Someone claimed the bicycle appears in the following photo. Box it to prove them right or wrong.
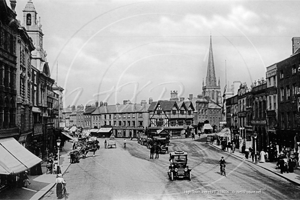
[220,164,226,176]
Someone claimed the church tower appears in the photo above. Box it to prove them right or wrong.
[202,36,221,104]
[22,0,47,71]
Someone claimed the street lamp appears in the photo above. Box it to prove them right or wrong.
[253,132,257,162]
[56,137,61,173]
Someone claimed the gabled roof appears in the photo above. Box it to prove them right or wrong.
[149,100,178,112]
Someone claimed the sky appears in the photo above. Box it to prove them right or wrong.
[12,0,300,107]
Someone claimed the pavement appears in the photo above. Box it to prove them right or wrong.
[0,141,73,200]
[207,139,300,186]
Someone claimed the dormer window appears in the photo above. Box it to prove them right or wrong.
[26,14,31,26]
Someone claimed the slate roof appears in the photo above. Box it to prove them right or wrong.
[84,107,97,114]
[91,103,150,115]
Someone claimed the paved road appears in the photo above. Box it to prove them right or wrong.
[42,138,300,200]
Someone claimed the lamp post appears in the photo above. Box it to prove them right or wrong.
[253,132,257,162]
[56,137,61,172]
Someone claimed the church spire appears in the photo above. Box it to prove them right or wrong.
[206,35,217,87]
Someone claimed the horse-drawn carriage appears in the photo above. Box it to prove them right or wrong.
[70,136,100,163]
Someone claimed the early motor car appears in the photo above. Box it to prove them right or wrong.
[168,151,191,181]
[107,136,117,148]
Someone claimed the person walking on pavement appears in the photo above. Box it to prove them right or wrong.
[104,139,107,149]
[124,139,127,149]
[232,142,235,153]
[150,145,154,159]
[56,174,66,199]
[155,144,160,159]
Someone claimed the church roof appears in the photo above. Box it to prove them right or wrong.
[205,36,217,87]
[23,0,36,12]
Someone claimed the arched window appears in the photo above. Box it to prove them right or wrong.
[26,14,31,25]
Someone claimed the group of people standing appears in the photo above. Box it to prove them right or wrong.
[150,143,160,159]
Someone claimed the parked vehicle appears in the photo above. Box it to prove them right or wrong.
[107,136,117,148]
[168,151,191,181]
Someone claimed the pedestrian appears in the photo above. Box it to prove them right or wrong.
[155,145,160,159]
[232,142,235,153]
[150,145,154,159]
[56,174,66,199]
[104,139,107,149]
[22,171,30,188]
[124,139,127,149]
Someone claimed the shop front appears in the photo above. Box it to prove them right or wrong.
[0,137,42,189]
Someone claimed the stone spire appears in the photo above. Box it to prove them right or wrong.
[205,35,217,87]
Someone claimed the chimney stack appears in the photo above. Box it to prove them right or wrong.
[189,94,193,100]
[292,37,300,54]
[149,98,153,104]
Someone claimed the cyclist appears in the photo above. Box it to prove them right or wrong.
[219,157,226,176]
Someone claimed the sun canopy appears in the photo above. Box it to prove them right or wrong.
[97,128,112,133]
[62,131,75,140]
[203,124,213,130]
[216,128,231,138]
[0,138,42,175]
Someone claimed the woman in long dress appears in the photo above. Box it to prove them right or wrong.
[56,174,66,198]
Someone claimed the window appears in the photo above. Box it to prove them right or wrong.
[292,65,297,74]
[26,14,31,26]
[180,110,184,115]
[293,84,297,95]
[119,121,122,126]
[170,121,176,126]
[273,76,277,87]
[268,96,272,110]
[156,110,162,115]
[286,86,290,100]
[188,110,192,115]
[172,110,176,115]
[128,121,130,126]
[132,121,135,127]
[280,88,284,102]
[280,70,284,79]
[273,95,277,109]
[139,121,143,126]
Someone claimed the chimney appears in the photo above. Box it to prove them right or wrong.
[149,98,153,104]
[123,100,128,105]
[141,100,147,105]
[103,102,107,106]
[170,90,178,101]
[95,101,99,107]
[292,37,300,54]
[188,94,193,100]
[180,97,184,101]
[99,101,103,107]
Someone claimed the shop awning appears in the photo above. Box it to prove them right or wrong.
[203,124,213,130]
[0,138,42,175]
[32,107,41,113]
[98,128,112,133]
[61,132,75,140]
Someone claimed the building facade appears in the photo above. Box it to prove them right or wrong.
[266,64,278,148]
[277,52,300,151]
[0,0,19,139]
